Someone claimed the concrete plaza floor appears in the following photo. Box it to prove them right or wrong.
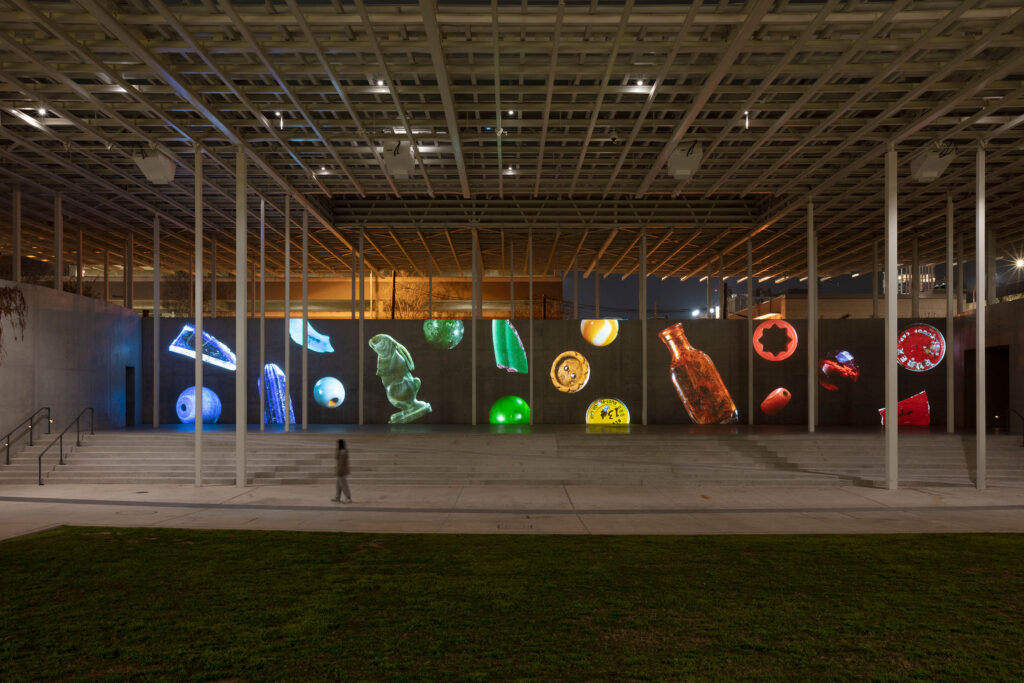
[2,482,1023,540]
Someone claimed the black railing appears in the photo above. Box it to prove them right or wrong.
[3,407,51,465]
[1010,409,1024,448]
[37,408,94,486]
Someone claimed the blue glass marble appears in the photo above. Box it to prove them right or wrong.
[175,386,222,424]
[314,376,345,408]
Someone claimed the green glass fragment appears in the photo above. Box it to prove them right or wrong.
[368,333,432,424]
[423,318,464,350]
[489,395,530,425]
[492,319,528,374]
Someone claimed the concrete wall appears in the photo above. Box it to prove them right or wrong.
[0,280,141,443]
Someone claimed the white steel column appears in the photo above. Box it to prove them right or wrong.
[283,195,291,433]
[976,145,987,490]
[945,195,955,434]
[911,236,920,319]
[471,228,481,425]
[358,227,365,425]
[350,243,356,320]
[301,209,309,431]
[11,186,20,282]
[54,193,63,291]
[807,199,817,434]
[747,241,753,425]
[640,228,648,426]
[193,143,204,487]
[125,232,133,309]
[528,228,534,425]
[884,146,899,490]
[210,232,217,317]
[152,214,160,428]
[259,199,266,432]
[872,242,879,318]
[76,230,83,295]
[234,147,247,487]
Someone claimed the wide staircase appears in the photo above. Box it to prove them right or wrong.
[1,429,1023,488]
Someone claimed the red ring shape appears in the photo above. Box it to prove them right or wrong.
[896,323,946,372]
[753,320,799,361]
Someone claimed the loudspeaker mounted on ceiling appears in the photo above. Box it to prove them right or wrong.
[384,141,415,180]
[132,149,176,184]
[910,145,955,183]
[667,141,703,181]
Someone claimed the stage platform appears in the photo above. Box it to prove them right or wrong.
[2,425,1022,489]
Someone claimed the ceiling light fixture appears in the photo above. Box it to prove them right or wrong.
[1015,258,1024,269]
[276,111,283,130]
[377,79,385,86]
[637,79,644,86]
[507,109,514,116]
[744,111,749,130]
[38,107,46,116]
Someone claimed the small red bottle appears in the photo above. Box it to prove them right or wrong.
[659,323,738,425]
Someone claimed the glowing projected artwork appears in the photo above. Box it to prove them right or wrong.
[819,349,860,392]
[168,324,237,370]
[879,391,930,426]
[489,395,530,425]
[580,319,619,347]
[760,387,791,415]
[492,319,528,373]
[259,363,295,425]
[175,386,222,424]
[753,320,798,361]
[369,333,431,424]
[288,318,334,353]
[423,319,464,350]
[660,323,738,425]
[586,398,630,425]
[897,324,946,372]
[314,376,345,408]
[550,350,590,393]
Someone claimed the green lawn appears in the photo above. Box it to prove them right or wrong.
[2,528,1022,681]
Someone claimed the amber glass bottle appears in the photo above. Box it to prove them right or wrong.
[659,323,738,424]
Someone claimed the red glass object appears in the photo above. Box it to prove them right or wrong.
[896,324,946,372]
[760,387,791,415]
[879,391,930,426]
[660,323,738,425]
[819,349,860,392]
[753,320,798,361]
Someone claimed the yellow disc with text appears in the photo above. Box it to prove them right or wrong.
[586,398,630,425]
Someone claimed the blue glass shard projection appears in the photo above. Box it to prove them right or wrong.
[288,318,334,353]
[175,386,222,424]
[168,324,237,371]
[258,363,295,425]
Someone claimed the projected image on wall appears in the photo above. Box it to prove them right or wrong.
[659,322,738,425]
[490,395,530,425]
[168,324,236,370]
[760,387,791,416]
[550,350,590,393]
[493,319,528,373]
[819,349,860,392]
[896,324,945,372]
[423,319,464,349]
[259,363,295,425]
[368,333,431,424]
[586,398,629,425]
[175,386,222,424]
[879,390,930,426]
[753,319,798,361]
[288,318,334,353]
[314,376,345,408]
[580,319,619,347]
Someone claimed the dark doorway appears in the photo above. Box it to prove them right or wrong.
[125,366,136,427]
[964,346,1010,431]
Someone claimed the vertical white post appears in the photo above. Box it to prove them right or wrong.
[472,228,481,425]
[872,241,879,318]
[259,199,266,432]
[125,233,134,309]
[807,199,817,434]
[282,194,290,436]
[54,193,63,291]
[987,230,997,305]
[152,214,160,428]
[76,230,83,295]
[358,227,365,425]
[11,186,20,283]
[234,147,247,487]
[528,227,534,425]
[885,146,899,491]
[211,232,217,318]
[640,228,648,426]
[193,143,204,487]
[911,236,920,319]
[976,145,987,490]
[350,241,356,320]
[747,240,753,425]
[301,209,309,431]
[945,194,954,434]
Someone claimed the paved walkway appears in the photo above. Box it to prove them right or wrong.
[2,483,1023,539]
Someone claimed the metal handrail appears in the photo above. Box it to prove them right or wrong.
[37,407,94,486]
[3,407,52,465]
[1010,409,1024,448]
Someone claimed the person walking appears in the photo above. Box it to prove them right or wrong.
[331,438,352,504]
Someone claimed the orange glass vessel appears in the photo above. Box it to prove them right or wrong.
[659,323,738,424]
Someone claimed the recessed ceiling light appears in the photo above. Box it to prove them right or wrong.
[38,107,46,116]
[377,79,385,86]
[507,109,514,116]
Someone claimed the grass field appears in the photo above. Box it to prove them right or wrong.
[2,527,1022,681]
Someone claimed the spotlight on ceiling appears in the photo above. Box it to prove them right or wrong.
[133,149,176,184]
[667,141,703,181]
[911,143,955,182]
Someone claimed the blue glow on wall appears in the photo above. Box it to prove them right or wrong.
[288,318,334,353]
[168,324,237,370]
[258,363,295,425]
[175,386,222,424]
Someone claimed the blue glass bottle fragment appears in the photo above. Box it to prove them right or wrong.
[258,363,295,425]
[288,318,334,353]
[168,324,237,371]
